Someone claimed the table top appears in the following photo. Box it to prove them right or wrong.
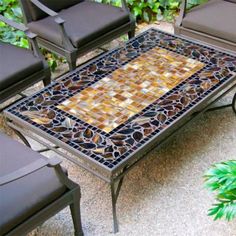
[5,28,236,176]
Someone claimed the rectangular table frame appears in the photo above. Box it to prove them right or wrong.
[4,29,236,233]
[5,81,235,233]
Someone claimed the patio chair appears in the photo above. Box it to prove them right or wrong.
[175,0,236,113]
[175,0,236,53]
[18,0,136,70]
[0,132,83,236]
[0,15,51,106]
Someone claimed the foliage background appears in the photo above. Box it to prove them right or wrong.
[96,0,207,22]
[0,0,206,70]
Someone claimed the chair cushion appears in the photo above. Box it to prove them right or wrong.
[26,0,84,21]
[182,0,236,43]
[28,1,130,48]
[0,133,67,235]
[0,42,44,91]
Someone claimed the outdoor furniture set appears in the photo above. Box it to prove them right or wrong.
[0,0,236,235]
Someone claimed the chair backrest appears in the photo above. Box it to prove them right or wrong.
[19,0,84,22]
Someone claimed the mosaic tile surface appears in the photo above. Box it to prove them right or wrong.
[6,29,236,170]
[57,47,204,133]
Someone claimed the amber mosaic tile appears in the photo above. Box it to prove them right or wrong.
[57,46,204,133]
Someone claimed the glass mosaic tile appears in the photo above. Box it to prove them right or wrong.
[57,47,204,133]
[5,28,236,171]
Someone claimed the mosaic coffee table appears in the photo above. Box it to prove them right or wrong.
[4,29,236,233]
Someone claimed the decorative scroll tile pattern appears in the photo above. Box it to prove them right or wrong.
[57,47,204,133]
[7,29,236,170]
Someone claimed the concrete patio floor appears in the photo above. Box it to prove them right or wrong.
[0,22,236,236]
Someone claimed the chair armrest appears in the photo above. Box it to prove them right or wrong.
[47,156,62,167]
[0,157,62,186]
[30,0,65,25]
[121,0,129,11]
[0,14,46,58]
[0,14,37,39]
[0,14,27,32]
[30,0,75,50]
[175,0,187,27]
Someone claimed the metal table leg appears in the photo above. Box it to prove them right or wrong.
[13,128,31,148]
[9,122,59,152]
[232,92,236,114]
[110,175,125,233]
[206,92,236,113]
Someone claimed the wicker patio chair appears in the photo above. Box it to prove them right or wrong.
[19,0,136,70]
[175,0,236,53]
[0,132,83,236]
[0,15,51,105]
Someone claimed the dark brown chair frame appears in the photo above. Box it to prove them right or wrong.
[0,154,83,236]
[0,15,51,106]
[19,0,136,70]
[174,0,236,53]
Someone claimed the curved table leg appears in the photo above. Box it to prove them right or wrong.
[206,92,236,113]
[110,175,125,233]
[232,92,236,114]
[12,128,31,148]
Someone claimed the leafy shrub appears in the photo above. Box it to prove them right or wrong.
[187,0,207,9]
[0,0,27,48]
[126,0,181,22]
[96,0,207,22]
[204,160,236,221]
[96,0,181,22]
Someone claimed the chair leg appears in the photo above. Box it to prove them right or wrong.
[70,191,83,236]
[67,52,77,71]
[43,76,51,86]
[232,92,236,114]
[128,28,135,39]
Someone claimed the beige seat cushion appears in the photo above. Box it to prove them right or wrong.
[182,0,236,43]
